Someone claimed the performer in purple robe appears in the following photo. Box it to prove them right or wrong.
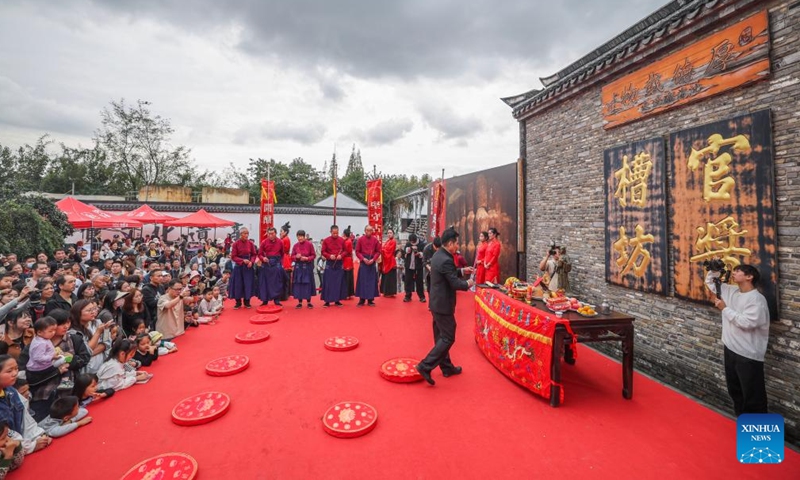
[355,225,381,306]
[258,227,285,306]
[320,225,347,307]
[229,228,258,309]
[291,230,317,308]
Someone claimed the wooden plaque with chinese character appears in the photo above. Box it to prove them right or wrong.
[669,109,778,319]
[604,138,668,294]
[601,9,770,129]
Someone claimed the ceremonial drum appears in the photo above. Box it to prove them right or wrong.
[256,305,283,314]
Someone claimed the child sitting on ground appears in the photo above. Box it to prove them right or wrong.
[12,378,51,454]
[133,334,159,366]
[96,339,150,391]
[197,288,221,321]
[211,285,224,311]
[73,374,114,407]
[26,317,72,391]
[37,396,92,438]
[148,331,178,356]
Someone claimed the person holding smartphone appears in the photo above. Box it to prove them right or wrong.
[156,280,189,340]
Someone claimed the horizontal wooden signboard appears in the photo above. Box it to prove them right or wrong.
[601,9,770,129]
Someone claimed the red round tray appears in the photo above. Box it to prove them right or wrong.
[250,314,280,325]
[205,354,250,377]
[380,357,423,383]
[235,330,270,344]
[171,392,231,426]
[322,401,378,438]
[256,305,283,314]
[120,452,198,480]
[324,336,359,352]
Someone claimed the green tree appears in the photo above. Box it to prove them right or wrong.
[41,143,119,195]
[340,144,365,200]
[0,200,64,257]
[17,195,74,238]
[94,99,193,195]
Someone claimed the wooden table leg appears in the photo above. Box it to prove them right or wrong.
[550,328,564,407]
[622,324,634,399]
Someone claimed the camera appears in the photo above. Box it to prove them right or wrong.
[702,258,727,273]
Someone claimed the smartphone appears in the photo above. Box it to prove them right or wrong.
[0,324,5,338]
[25,278,37,289]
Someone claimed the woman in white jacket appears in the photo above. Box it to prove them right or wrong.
[96,339,150,391]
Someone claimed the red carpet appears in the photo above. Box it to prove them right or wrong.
[18,293,800,479]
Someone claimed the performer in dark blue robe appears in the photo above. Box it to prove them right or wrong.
[257,227,285,306]
[229,228,257,309]
[355,225,381,306]
[291,230,317,308]
[320,225,346,307]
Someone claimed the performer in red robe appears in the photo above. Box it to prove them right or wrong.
[290,230,316,308]
[355,225,381,306]
[280,222,292,301]
[342,227,355,299]
[229,228,258,309]
[257,227,285,306]
[321,225,347,307]
[474,231,489,284]
[484,228,501,284]
[380,229,398,297]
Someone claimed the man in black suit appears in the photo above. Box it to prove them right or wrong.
[416,227,474,385]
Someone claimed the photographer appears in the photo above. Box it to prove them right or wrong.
[539,245,571,292]
[705,263,770,416]
[402,233,427,303]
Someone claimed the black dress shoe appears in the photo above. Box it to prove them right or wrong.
[442,366,463,378]
[403,297,411,302]
[307,303,314,309]
[419,297,426,303]
[367,301,376,307]
[415,365,435,385]
[244,303,252,309]
[274,301,282,306]
[233,303,241,310]
[296,303,303,309]
[260,301,269,306]
[323,303,330,308]
[335,301,343,307]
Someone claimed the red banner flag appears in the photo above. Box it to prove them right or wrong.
[366,179,383,238]
[260,178,276,243]
[429,180,446,239]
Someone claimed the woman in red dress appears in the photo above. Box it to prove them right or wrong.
[474,231,489,284]
[380,229,398,297]
[483,228,501,284]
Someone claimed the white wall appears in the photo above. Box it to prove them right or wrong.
[65,210,368,245]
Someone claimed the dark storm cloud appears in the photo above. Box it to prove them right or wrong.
[88,0,668,81]
[351,118,414,146]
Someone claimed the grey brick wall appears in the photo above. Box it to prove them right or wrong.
[520,1,800,445]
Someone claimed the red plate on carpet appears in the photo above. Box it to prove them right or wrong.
[324,336,359,351]
[380,357,423,383]
[250,314,280,324]
[120,452,198,480]
[256,305,283,314]
[205,354,250,377]
[322,401,378,438]
[172,392,231,426]
[234,330,270,344]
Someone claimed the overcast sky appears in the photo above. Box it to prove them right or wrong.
[0,0,668,179]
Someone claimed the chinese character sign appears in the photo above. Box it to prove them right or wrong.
[604,138,668,294]
[601,9,770,129]
[669,109,778,319]
[366,179,383,239]
[259,178,276,244]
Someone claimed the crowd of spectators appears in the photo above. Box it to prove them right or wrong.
[0,235,230,477]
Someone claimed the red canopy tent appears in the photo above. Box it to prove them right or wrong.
[163,209,235,228]
[117,204,177,224]
[55,196,143,229]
